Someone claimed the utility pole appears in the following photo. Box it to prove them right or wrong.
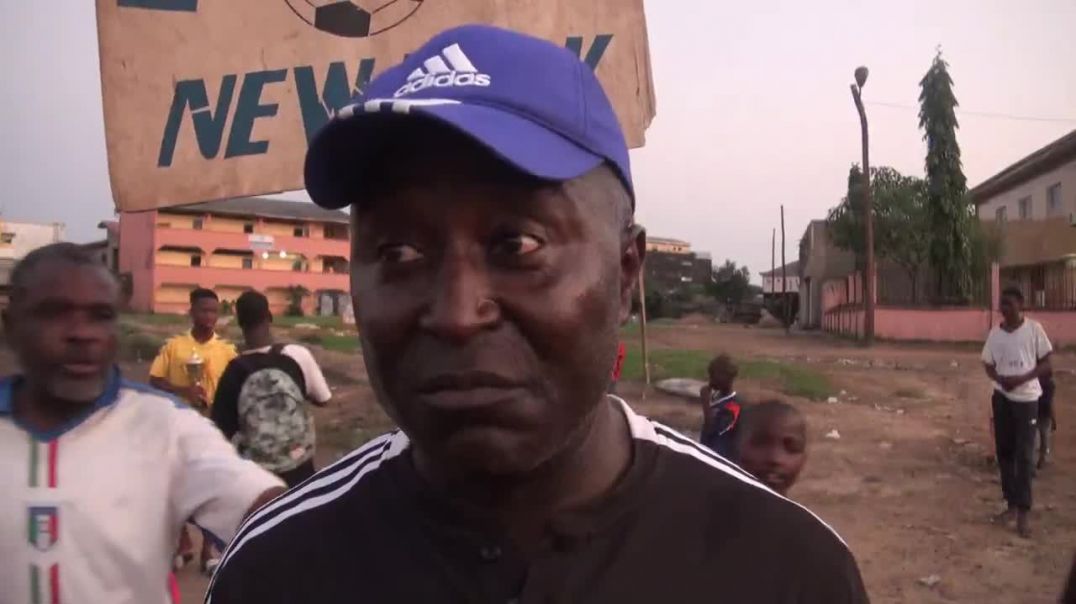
[781,205,789,332]
[771,228,776,299]
[851,66,875,345]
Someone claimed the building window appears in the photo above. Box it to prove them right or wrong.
[0,232,14,244]
[190,255,202,267]
[293,226,307,238]
[243,223,254,234]
[1047,183,1063,217]
[292,260,304,272]
[192,218,204,230]
[995,206,1007,223]
[324,223,348,241]
[1018,197,1031,220]
[242,257,253,270]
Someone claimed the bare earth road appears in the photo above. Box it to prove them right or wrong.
[10,322,1068,603]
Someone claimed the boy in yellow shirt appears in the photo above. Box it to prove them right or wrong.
[150,288,237,409]
[149,287,238,573]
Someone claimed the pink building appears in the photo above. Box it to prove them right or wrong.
[118,198,350,315]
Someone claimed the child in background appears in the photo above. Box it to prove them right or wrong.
[736,400,808,496]
[699,354,742,458]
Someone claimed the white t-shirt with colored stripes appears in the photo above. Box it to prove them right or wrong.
[0,370,283,604]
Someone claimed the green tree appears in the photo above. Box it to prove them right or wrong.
[285,285,310,317]
[826,165,868,271]
[919,50,973,302]
[706,260,752,304]
[827,166,932,302]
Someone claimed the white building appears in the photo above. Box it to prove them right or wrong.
[0,220,65,260]
[761,261,801,295]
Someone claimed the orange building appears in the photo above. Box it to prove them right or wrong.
[118,198,350,315]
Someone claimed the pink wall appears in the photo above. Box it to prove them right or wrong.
[1028,311,1076,349]
[118,210,158,311]
[821,264,1076,345]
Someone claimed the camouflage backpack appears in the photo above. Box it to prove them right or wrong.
[233,344,314,473]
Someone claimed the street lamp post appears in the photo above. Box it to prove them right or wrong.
[850,66,875,345]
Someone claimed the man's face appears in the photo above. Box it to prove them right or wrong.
[1000,294,1022,325]
[350,132,641,478]
[190,297,220,332]
[3,261,118,403]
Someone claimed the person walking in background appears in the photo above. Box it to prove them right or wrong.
[149,287,239,573]
[0,244,283,604]
[736,400,808,497]
[982,286,1053,538]
[699,354,743,459]
[213,291,332,488]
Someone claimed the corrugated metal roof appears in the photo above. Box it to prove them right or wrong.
[169,197,349,224]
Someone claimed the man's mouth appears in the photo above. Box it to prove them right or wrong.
[416,371,527,411]
[60,362,103,377]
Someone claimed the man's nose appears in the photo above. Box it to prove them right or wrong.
[420,251,500,343]
[66,312,103,342]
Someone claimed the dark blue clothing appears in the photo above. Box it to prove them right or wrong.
[701,391,742,459]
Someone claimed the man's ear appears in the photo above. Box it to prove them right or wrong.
[619,224,647,324]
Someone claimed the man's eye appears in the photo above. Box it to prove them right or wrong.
[492,233,543,257]
[377,243,424,264]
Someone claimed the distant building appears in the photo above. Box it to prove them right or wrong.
[971,130,1076,309]
[81,220,120,272]
[118,198,351,315]
[761,261,801,296]
[0,219,65,261]
[798,220,855,329]
[644,237,713,297]
[972,130,1075,224]
[0,219,65,307]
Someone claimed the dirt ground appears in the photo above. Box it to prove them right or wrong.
[20,321,1073,603]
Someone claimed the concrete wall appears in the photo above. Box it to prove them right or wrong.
[977,157,1076,222]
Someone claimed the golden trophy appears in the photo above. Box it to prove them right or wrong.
[184,350,206,411]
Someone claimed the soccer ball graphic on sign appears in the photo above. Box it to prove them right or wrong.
[284,0,424,38]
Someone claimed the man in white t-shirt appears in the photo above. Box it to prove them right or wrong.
[981,286,1053,538]
[0,243,285,604]
[212,291,333,488]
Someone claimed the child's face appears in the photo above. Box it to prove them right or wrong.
[738,414,807,496]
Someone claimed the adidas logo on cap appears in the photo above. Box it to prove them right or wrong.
[394,43,492,98]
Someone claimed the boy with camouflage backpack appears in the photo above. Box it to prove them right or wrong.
[212,291,332,487]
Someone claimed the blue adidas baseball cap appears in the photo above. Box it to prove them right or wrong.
[304,24,633,209]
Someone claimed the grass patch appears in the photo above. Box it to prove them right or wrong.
[739,359,833,401]
[118,331,164,362]
[276,315,344,328]
[318,334,361,352]
[620,347,833,402]
[894,387,926,399]
[121,312,187,326]
[620,348,710,382]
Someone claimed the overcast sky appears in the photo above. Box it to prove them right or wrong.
[3,0,1074,281]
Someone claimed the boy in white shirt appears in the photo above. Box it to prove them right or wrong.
[0,243,284,604]
[981,286,1053,538]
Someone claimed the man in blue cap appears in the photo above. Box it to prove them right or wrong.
[208,24,867,603]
